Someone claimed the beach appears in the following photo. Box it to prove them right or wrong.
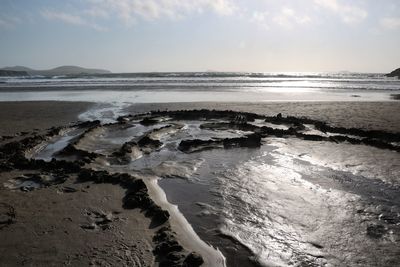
[0,99,399,266]
[2,0,400,265]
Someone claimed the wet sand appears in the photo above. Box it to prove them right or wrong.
[0,102,210,266]
[124,101,400,132]
[0,102,157,266]
[0,101,92,136]
[0,101,399,266]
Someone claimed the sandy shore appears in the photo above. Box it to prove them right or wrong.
[0,101,92,136]
[0,101,207,266]
[0,101,157,266]
[0,170,155,266]
[0,100,399,266]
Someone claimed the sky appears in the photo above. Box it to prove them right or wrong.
[0,0,399,73]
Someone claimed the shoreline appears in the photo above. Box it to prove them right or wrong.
[1,100,400,266]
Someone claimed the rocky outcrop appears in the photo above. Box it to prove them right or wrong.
[385,68,400,78]
[178,134,262,153]
[111,140,142,164]
[0,129,193,266]
[149,109,263,122]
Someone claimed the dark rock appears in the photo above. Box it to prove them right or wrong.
[150,109,262,122]
[223,134,262,148]
[80,223,97,230]
[296,133,327,141]
[57,144,99,162]
[366,224,386,238]
[183,252,204,267]
[140,117,160,126]
[137,136,162,149]
[166,252,184,262]
[145,205,170,226]
[0,203,16,229]
[200,122,257,132]
[154,239,183,255]
[62,186,78,193]
[385,68,400,78]
[179,134,261,153]
[73,120,101,129]
[178,139,221,153]
[123,189,152,209]
[391,94,400,100]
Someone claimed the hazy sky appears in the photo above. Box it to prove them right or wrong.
[1,0,399,73]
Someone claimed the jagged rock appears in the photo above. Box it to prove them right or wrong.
[179,134,261,153]
[151,109,261,122]
[223,134,262,148]
[154,239,184,255]
[178,139,221,153]
[73,120,101,128]
[295,133,327,141]
[200,122,257,132]
[366,224,386,238]
[183,252,204,267]
[145,204,170,226]
[140,117,160,126]
[111,140,142,164]
[138,136,162,148]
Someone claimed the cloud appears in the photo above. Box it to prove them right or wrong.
[314,0,367,24]
[40,0,236,30]
[273,7,311,29]
[251,11,269,29]
[0,16,21,30]
[42,10,86,25]
[380,17,400,30]
[85,0,236,24]
[41,10,107,31]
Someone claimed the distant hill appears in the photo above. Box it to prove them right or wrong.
[385,68,400,78]
[0,65,111,76]
[0,69,28,76]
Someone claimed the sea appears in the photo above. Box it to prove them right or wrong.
[1,72,400,266]
[0,72,399,103]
